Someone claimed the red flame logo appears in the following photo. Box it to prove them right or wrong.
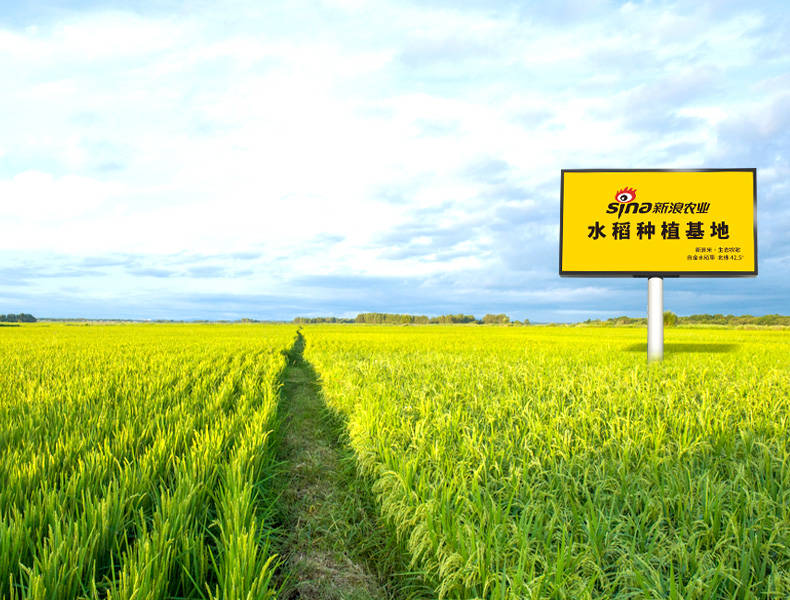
[615,187,636,203]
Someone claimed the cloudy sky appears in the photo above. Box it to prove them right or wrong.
[1,0,788,321]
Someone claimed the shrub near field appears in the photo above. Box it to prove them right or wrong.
[304,325,790,599]
[0,323,295,600]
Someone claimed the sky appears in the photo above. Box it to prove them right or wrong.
[1,0,788,322]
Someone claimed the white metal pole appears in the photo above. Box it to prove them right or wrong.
[647,276,664,362]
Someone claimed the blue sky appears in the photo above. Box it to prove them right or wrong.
[1,0,788,321]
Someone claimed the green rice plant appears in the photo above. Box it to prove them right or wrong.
[304,324,790,599]
[207,415,279,600]
[0,323,294,599]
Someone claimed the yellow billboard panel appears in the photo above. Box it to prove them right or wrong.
[560,169,756,277]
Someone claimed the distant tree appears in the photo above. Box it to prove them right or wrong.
[482,314,510,324]
[573,313,790,327]
[294,316,354,324]
[0,313,36,323]
[430,314,476,324]
[354,313,428,324]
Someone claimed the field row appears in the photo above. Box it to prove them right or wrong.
[305,325,790,599]
[0,324,293,599]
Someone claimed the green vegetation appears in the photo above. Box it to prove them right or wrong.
[354,313,431,324]
[0,323,294,599]
[274,333,420,599]
[482,313,511,324]
[680,313,790,326]
[310,313,520,325]
[293,316,356,324]
[304,324,790,599]
[3,322,790,598]
[584,313,790,327]
[0,313,36,322]
[305,312,788,327]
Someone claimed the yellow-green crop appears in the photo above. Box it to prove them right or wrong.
[304,324,790,599]
[4,321,790,599]
[0,323,295,600]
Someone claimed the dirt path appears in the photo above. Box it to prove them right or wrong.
[274,339,387,600]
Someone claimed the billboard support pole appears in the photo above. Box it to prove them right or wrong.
[647,276,663,362]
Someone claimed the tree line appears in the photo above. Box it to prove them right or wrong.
[582,313,790,327]
[0,313,36,323]
[680,313,790,326]
[294,313,527,325]
[293,316,356,324]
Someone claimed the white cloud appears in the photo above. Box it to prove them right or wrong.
[0,0,787,318]
[1,171,120,220]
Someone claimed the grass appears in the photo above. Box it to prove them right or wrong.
[273,332,430,600]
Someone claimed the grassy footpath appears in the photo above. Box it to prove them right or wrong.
[273,334,428,600]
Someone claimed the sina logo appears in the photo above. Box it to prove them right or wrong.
[615,187,636,203]
[607,186,652,218]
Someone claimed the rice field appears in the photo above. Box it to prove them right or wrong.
[305,325,790,599]
[2,322,790,599]
[0,323,294,599]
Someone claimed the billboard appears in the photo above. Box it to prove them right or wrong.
[560,169,756,277]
